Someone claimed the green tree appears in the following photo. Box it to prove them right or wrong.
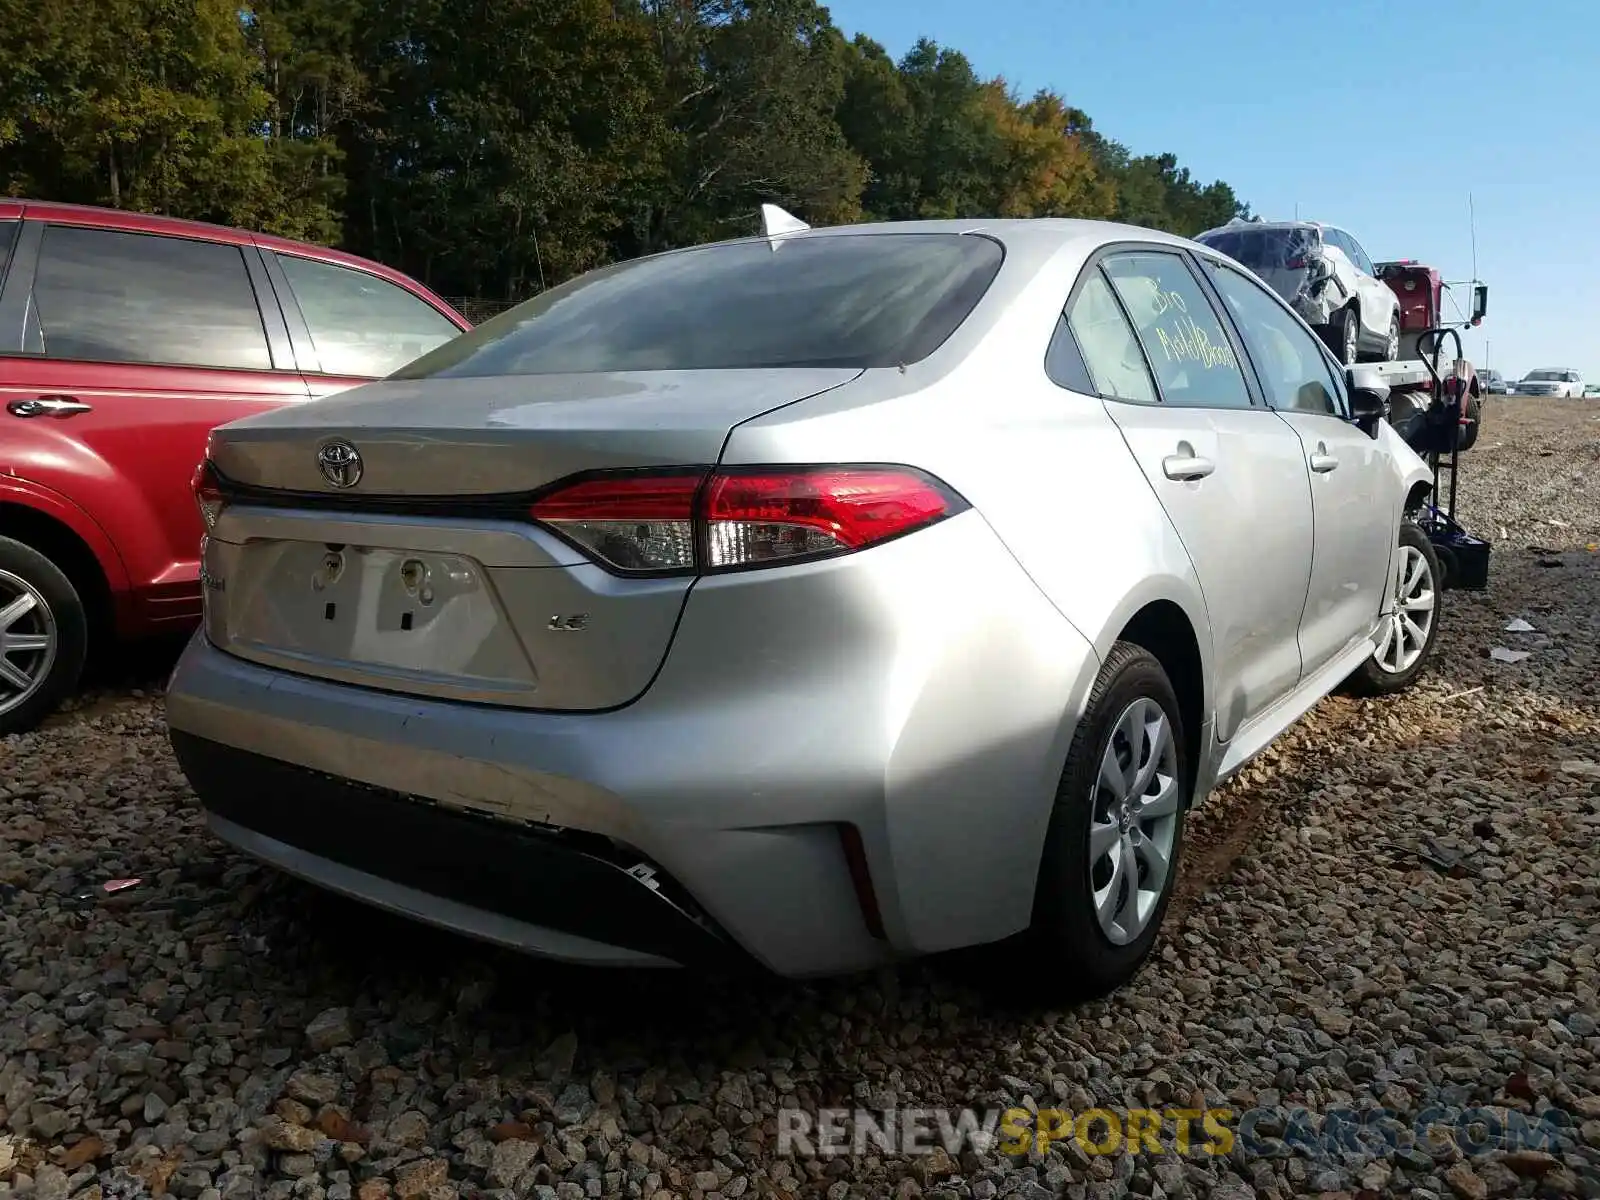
[341,0,671,298]
[242,0,367,243]
[1085,138,1248,235]
[638,0,866,251]
[0,0,282,226]
[839,37,1001,220]
[837,39,1119,224]
[982,86,1116,219]
[0,0,1248,300]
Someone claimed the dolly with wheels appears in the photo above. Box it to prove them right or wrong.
[1368,324,1491,590]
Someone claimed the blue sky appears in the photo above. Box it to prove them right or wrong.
[824,0,1596,381]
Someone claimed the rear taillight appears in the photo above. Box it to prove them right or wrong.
[1285,257,1306,270]
[192,460,227,530]
[703,468,958,568]
[530,466,965,576]
[529,473,700,573]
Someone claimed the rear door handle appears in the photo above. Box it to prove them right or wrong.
[8,395,94,418]
[1162,453,1215,481]
[1309,446,1339,473]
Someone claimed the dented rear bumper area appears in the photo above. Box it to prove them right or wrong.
[164,511,1101,978]
[170,731,734,969]
[165,646,898,976]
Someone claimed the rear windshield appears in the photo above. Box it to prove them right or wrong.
[391,233,1005,378]
[1196,227,1319,270]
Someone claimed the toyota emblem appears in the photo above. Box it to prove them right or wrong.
[317,440,363,489]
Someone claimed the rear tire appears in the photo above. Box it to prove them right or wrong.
[1347,522,1441,696]
[0,535,88,736]
[1030,642,1188,999]
[1381,312,1400,362]
[1460,394,1483,451]
[1324,305,1360,365]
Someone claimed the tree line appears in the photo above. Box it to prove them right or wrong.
[0,0,1250,303]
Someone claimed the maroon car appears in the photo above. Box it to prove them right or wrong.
[0,200,470,733]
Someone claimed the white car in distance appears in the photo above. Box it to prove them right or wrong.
[1515,368,1585,398]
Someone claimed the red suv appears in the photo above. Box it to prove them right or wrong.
[0,200,470,733]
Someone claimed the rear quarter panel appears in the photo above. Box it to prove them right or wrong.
[718,234,1216,947]
[721,234,1214,691]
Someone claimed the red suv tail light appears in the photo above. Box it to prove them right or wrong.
[192,460,227,530]
[530,466,967,576]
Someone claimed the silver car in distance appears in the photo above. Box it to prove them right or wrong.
[167,217,1441,997]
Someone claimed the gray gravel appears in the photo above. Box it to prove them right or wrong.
[3,396,1598,1200]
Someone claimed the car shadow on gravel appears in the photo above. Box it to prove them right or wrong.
[169,848,1087,1101]
[254,868,1053,1039]
[41,631,190,728]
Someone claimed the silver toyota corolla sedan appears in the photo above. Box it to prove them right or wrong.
[166,216,1442,997]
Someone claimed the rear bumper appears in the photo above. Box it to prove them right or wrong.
[112,579,202,640]
[165,510,1102,978]
[171,732,731,968]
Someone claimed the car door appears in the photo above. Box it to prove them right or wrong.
[1076,248,1315,742]
[261,249,466,399]
[0,220,308,629]
[1199,256,1397,678]
[1337,230,1391,347]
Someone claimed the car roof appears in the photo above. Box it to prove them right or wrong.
[4,198,468,323]
[1196,219,1327,236]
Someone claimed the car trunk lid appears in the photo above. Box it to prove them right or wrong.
[209,369,859,496]
[200,367,859,710]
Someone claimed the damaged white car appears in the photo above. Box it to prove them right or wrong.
[1196,219,1401,367]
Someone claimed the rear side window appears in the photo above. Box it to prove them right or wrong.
[0,221,16,287]
[274,253,461,378]
[1342,233,1374,275]
[1102,253,1252,409]
[33,226,271,370]
[1197,227,1319,270]
[391,233,1005,378]
[1066,274,1156,403]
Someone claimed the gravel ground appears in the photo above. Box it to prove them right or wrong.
[3,396,1598,1200]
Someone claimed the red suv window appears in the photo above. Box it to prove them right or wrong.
[0,220,17,287]
[34,225,273,370]
[273,252,461,377]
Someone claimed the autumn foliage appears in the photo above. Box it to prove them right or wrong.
[0,0,1248,301]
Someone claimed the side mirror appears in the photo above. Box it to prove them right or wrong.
[1347,385,1388,437]
[1470,283,1489,324]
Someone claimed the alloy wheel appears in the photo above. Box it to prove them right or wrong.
[1385,315,1400,362]
[1343,312,1359,364]
[0,569,59,719]
[1087,697,1181,945]
[1373,543,1436,674]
